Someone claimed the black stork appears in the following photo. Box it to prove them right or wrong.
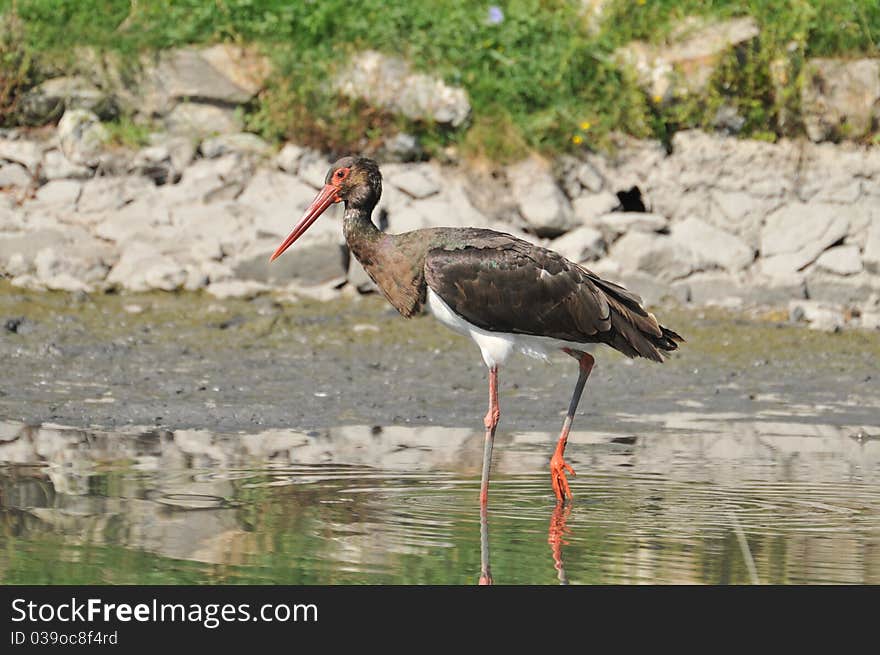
[271,156,683,507]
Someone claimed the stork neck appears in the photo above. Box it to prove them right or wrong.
[342,205,381,246]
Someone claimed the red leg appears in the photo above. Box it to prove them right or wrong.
[479,366,499,585]
[480,366,500,507]
[551,349,594,503]
[548,502,572,584]
[478,503,493,585]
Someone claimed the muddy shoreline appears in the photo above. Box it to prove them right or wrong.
[1,283,878,435]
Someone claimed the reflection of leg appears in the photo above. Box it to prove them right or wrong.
[480,366,499,508]
[548,502,572,585]
[550,350,595,503]
[479,503,493,585]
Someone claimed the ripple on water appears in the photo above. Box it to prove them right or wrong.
[1,418,879,583]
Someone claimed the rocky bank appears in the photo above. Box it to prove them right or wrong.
[1,120,879,332]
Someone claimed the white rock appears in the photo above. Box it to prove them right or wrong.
[201,132,271,159]
[0,138,44,172]
[33,179,82,207]
[296,151,332,189]
[138,46,268,116]
[575,161,604,192]
[608,230,698,281]
[275,143,304,173]
[761,203,849,273]
[41,149,93,180]
[387,165,441,199]
[77,175,156,214]
[788,300,846,332]
[335,50,470,127]
[549,226,605,263]
[0,162,31,188]
[57,109,107,167]
[864,219,880,274]
[595,211,668,236]
[671,216,754,271]
[106,243,186,291]
[206,280,269,299]
[507,157,575,237]
[20,75,114,123]
[572,192,619,224]
[814,245,862,276]
[93,199,172,243]
[615,16,760,101]
[237,169,329,239]
[801,58,880,142]
[165,102,241,138]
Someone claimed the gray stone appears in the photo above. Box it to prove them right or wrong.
[387,165,441,199]
[864,219,880,274]
[0,138,43,172]
[814,245,862,276]
[548,226,605,263]
[507,157,575,237]
[674,271,747,305]
[77,175,156,214]
[805,271,880,305]
[615,16,760,101]
[801,58,880,142]
[165,103,240,138]
[275,143,304,174]
[0,162,31,188]
[137,46,269,116]
[595,211,668,236]
[671,216,754,271]
[572,192,619,224]
[608,231,698,281]
[20,76,116,124]
[381,133,423,162]
[761,203,849,274]
[57,109,107,167]
[93,199,172,244]
[197,43,271,97]
[233,237,346,287]
[41,149,93,181]
[335,50,470,127]
[159,154,253,206]
[201,132,271,159]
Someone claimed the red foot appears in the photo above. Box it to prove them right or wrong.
[550,453,575,502]
[479,572,493,585]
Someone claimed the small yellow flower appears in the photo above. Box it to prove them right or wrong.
[580,121,591,131]
[652,94,663,104]
[571,135,583,145]
[637,0,646,5]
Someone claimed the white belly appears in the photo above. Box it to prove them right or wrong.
[426,287,589,368]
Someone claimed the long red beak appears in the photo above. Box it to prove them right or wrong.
[269,184,340,261]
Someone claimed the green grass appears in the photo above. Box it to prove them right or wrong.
[0,0,878,159]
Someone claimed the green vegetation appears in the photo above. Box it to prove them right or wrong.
[0,1,878,160]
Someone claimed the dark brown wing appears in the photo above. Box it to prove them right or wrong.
[424,229,682,361]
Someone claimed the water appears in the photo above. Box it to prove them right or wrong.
[2,415,878,585]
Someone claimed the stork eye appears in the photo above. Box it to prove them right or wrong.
[335,168,348,180]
